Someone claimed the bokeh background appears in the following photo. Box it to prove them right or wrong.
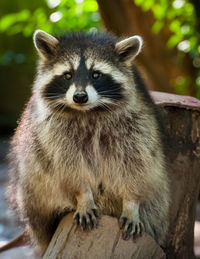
[0,0,200,133]
[0,0,200,256]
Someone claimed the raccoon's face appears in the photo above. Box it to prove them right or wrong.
[33,30,142,113]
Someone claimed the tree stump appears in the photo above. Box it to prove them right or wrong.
[43,214,165,259]
[152,92,200,259]
[42,92,200,259]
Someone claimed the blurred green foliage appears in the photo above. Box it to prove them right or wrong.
[0,0,200,132]
[0,0,100,66]
[134,0,200,97]
[1,0,199,96]
[0,0,100,36]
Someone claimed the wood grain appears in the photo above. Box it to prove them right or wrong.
[43,214,166,259]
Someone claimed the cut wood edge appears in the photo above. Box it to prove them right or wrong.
[43,213,166,259]
[150,91,200,110]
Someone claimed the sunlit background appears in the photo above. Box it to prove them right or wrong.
[0,0,100,134]
[0,0,200,133]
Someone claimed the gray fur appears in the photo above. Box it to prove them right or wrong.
[8,30,170,254]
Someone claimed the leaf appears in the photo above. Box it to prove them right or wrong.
[0,10,30,31]
[142,0,154,11]
[152,20,164,34]
[169,20,181,33]
[167,34,182,48]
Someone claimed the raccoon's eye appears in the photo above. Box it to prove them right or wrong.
[92,71,102,80]
[64,72,72,80]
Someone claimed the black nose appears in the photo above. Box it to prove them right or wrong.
[73,92,88,104]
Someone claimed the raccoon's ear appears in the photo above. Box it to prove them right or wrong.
[33,30,59,60]
[115,36,143,64]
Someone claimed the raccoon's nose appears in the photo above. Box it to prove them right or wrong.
[73,92,88,104]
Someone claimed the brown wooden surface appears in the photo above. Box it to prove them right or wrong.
[157,101,200,259]
[152,92,200,258]
[43,94,200,259]
[43,214,166,259]
[151,91,200,110]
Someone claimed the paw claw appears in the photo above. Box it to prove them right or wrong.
[138,222,144,235]
[74,207,99,230]
[122,222,133,240]
[87,213,94,229]
[81,216,87,230]
[73,213,80,224]
[120,215,143,240]
[119,217,127,229]
[92,209,99,218]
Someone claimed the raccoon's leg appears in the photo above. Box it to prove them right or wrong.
[25,205,73,255]
[119,199,144,240]
[26,213,56,254]
[20,179,74,254]
[73,187,99,230]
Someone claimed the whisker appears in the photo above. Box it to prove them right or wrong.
[97,100,114,113]
[98,88,121,94]
[101,100,122,106]
[100,95,122,99]
[44,94,65,99]
[47,102,65,114]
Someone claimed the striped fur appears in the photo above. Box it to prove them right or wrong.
[8,30,170,254]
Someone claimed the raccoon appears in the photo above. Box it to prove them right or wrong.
[8,30,170,255]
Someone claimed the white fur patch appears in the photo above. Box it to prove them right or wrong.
[34,58,80,93]
[100,97,113,104]
[85,57,93,70]
[53,63,71,75]
[86,59,128,86]
[65,84,100,111]
[85,85,98,104]
[35,93,51,123]
[66,84,76,105]
[34,71,53,92]
[51,57,80,76]
[71,55,81,70]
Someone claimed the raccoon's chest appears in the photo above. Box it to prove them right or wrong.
[71,127,116,172]
[78,124,124,169]
[42,115,129,175]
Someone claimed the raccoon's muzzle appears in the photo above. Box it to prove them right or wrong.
[73,91,88,104]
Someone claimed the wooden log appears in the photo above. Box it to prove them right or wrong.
[43,214,166,259]
[151,92,200,259]
[42,92,200,259]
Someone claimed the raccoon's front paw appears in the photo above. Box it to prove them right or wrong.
[119,216,144,240]
[73,206,99,230]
